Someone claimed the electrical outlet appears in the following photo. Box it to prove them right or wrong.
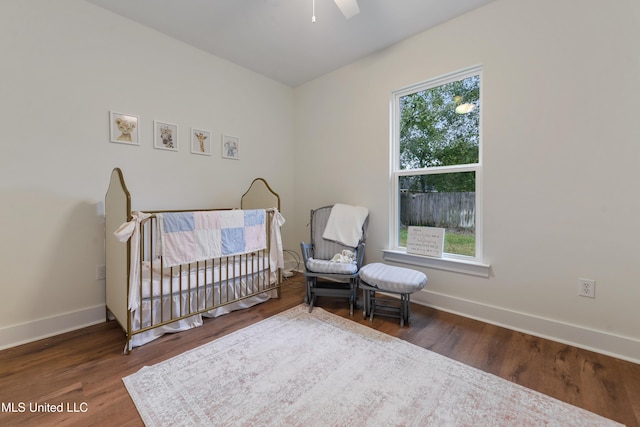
[96,264,106,280]
[578,278,595,298]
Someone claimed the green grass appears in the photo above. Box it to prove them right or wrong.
[399,227,475,257]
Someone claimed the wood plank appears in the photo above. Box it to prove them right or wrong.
[0,274,637,426]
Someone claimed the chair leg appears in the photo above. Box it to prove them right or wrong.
[306,277,316,313]
[304,277,310,304]
[349,278,357,316]
[349,284,354,316]
[305,276,360,315]
[353,278,360,309]
[304,282,309,304]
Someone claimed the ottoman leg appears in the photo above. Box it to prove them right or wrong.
[362,288,369,319]
[369,290,375,322]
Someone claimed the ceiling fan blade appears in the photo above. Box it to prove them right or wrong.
[333,0,360,19]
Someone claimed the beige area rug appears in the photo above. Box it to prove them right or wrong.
[123,305,622,427]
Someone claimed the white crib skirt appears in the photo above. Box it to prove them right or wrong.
[128,272,276,350]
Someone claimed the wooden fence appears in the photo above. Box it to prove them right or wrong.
[400,192,475,231]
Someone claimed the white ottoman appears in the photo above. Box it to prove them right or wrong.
[358,263,428,326]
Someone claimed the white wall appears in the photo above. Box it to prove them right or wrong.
[2,0,639,363]
[293,0,640,362]
[0,0,295,347]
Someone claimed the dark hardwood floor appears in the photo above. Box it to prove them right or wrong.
[1,273,638,426]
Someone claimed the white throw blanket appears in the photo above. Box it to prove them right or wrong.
[322,203,368,247]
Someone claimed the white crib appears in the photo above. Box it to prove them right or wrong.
[105,168,283,351]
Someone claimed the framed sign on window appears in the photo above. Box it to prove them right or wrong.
[406,226,444,258]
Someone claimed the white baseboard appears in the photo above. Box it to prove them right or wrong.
[410,290,640,365]
[3,290,638,365]
[0,305,106,351]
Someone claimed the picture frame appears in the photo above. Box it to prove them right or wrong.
[154,120,178,151]
[221,134,239,160]
[191,128,212,156]
[406,226,445,258]
[109,111,140,145]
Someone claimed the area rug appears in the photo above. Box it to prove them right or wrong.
[123,305,622,427]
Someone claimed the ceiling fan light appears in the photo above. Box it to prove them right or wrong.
[334,0,360,19]
[455,103,476,114]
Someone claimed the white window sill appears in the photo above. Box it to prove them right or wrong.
[382,249,490,278]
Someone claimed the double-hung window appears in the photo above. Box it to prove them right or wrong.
[386,66,488,276]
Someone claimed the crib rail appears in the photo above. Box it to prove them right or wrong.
[128,209,280,348]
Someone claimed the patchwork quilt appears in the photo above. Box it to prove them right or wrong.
[157,209,266,267]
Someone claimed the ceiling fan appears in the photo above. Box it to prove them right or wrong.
[313,0,360,22]
[333,0,360,19]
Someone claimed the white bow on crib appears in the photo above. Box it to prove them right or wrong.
[114,211,151,312]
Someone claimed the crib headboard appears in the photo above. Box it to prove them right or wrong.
[241,178,280,211]
[104,168,131,330]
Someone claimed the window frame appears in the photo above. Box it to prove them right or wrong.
[385,65,489,277]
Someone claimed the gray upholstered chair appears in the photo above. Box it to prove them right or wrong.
[300,205,368,315]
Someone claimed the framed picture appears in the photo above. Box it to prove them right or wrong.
[222,134,239,160]
[406,226,445,258]
[154,120,178,151]
[110,111,140,145]
[191,128,212,156]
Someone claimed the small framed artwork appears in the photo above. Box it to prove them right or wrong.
[110,111,140,145]
[154,120,178,151]
[222,134,239,160]
[191,128,212,156]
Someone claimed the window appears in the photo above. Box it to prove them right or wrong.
[387,66,487,275]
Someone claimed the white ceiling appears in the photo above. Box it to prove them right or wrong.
[86,0,495,87]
